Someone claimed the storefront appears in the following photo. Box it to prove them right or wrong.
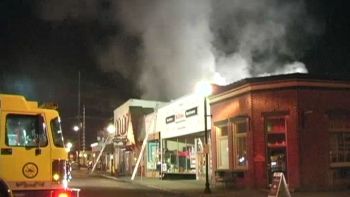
[209,73,350,191]
[112,99,166,176]
[152,94,212,180]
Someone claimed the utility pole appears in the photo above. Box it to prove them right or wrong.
[77,71,81,168]
[83,105,86,152]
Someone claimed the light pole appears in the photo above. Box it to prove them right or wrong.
[73,125,81,168]
[195,81,212,194]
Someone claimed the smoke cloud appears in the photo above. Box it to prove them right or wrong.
[37,0,317,100]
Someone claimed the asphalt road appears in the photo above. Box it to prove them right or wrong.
[69,169,180,197]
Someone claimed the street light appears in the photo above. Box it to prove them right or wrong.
[195,80,212,194]
[106,124,115,134]
[66,142,73,153]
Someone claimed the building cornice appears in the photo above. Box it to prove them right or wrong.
[209,78,350,104]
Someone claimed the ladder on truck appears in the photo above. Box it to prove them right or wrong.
[90,135,114,174]
[131,105,159,180]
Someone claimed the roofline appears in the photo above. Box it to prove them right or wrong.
[209,73,350,103]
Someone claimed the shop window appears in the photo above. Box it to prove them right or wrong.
[329,112,350,167]
[147,141,159,170]
[163,137,195,173]
[216,124,229,169]
[233,119,248,169]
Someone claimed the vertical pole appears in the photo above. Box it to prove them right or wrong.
[160,132,163,180]
[204,97,211,194]
[82,105,86,166]
[77,71,81,169]
[83,105,86,152]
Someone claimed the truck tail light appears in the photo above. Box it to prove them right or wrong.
[51,190,72,197]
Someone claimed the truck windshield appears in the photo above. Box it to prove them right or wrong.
[51,117,64,147]
[5,114,48,147]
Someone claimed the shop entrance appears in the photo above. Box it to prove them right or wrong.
[267,148,287,184]
[265,116,288,186]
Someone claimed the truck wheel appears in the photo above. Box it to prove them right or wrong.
[0,181,10,197]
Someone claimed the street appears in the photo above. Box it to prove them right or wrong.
[69,169,182,197]
[68,168,350,197]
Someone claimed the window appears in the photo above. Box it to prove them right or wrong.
[233,119,248,169]
[51,117,64,147]
[147,141,159,170]
[6,114,48,147]
[329,112,350,167]
[163,137,195,173]
[216,124,229,169]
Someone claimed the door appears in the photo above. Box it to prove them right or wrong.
[3,113,51,183]
[265,117,288,186]
[267,147,287,184]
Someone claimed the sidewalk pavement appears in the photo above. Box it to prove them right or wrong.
[85,170,350,197]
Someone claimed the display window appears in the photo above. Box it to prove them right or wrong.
[147,141,159,170]
[163,134,201,174]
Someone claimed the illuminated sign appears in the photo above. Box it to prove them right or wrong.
[185,107,197,117]
[166,115,175,124]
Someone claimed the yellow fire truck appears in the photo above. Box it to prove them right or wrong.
[0,94,79,197]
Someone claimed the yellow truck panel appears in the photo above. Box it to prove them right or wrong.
[0,94,79,197]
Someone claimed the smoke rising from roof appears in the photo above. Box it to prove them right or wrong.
[38,0,317,100]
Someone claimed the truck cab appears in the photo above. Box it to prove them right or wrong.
[0,94,79,197]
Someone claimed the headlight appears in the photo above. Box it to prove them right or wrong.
[53,173,60,181]
[52,160,67,182]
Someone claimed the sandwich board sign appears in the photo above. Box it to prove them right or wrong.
[268,172,291,197]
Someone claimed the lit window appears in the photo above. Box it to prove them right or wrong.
[216,124,229,169]
[233,118,248,169]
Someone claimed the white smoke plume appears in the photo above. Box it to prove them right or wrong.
[37,0,317,100]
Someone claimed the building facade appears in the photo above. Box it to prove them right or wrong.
[113,99,166,176]
[145,94,212,180]
[209,73,350,191]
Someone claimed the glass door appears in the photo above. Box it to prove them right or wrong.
[265,117,288,186]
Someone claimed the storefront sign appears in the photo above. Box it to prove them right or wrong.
[166,115,175,124]
[160,94,210,139]
[175,112,186,122]
[185,107,198,117]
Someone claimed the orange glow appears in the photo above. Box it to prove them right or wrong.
[58,192,69,197]
[53,191,71,197]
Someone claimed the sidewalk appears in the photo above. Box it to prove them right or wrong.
[99,174,265,197]
[91,171,350,197]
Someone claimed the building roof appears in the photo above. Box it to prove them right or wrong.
[210,73,350,103]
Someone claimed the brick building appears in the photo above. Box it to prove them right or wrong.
[209,73,350,191]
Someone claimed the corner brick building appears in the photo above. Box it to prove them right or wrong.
[209,73,350,191]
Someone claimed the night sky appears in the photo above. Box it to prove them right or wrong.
[0,0,349,148]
